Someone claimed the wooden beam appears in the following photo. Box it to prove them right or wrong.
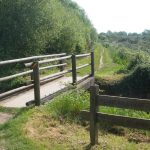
[39,63,67,71]
[0,84,33,100]
[91,51,94,77]
[96,95,150,112]
[25,55,71,67]
[0,53,66,66]
[80,111,150,130]
[76,53,90,58]
[32,62,41,106]
[40,69,72,82]
[76,64,91,70]
[90,85,99,145]
[72,54,77,85]
[97,112,150,130]
[0,70,33,82]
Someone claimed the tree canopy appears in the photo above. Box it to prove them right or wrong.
[0,0,97,60]
[99,30,150,53]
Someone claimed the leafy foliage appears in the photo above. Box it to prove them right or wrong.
[99,30,150,53]
[0,0,97,60]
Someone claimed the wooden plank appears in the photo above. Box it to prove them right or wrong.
[39,63,67,71]
[0,63,67,82]
[91,51,94,77]
[0,84,34,100]
[0,70,33,82]
[33,62,41,106]
[76,53,90,58]
[39,55,71,65]
[96,95,150,112]
[77,76,94,90]
[90,85,99,145]
[80,111,150,130]
[59,60,65,72]
[97,112,150,130]
[0,53,66,66]
[76,64,91,70]
[25,55,71,67]
[40,69,72,82]
[72,55,77,85]
[77,74,91,84]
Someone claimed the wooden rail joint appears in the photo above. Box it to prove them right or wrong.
[31,62,38,69]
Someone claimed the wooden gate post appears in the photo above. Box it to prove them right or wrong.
[90,85,99,145]
[32,61,41,106]
[91,51,95,77]
[72,54,77,85]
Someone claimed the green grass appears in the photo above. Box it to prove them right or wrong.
[95,46,125,79]
[0,90,150,150]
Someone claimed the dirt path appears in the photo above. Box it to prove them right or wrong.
[0,113,13,124]
[99,48,104,69]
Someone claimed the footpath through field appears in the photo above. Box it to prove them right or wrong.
[99,49,104,69]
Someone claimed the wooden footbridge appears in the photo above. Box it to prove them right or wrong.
[0,52,95,107]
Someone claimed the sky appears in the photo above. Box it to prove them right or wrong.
[72,0,150,33]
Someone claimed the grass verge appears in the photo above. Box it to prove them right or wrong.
[0,89,150,150]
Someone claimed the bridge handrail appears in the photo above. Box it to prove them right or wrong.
[76,53,90,58]
[0,53,66,66]
[0,52,95,105]
[76,63,91,70]
[0,63,67,82]
[40,69,72,82]
[25,55,71,67]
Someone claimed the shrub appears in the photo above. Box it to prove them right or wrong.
[127,54,146,71]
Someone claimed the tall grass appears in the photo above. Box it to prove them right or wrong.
[44,89,90,121]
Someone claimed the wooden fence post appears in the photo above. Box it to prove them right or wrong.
[31,72,34,81]
[32,61,41,106]
[90,85,99,145]
[72,54,77,85]
[59,59,65,72]
[91,51,95,77]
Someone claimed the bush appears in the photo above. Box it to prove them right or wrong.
[112,50,128,65]
[96,64,150,98]
[127,54,146,71]
[124,64,150,95]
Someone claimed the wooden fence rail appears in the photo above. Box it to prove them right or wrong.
[0,53,66,66]
[0,52,94,106]
[81,85,150,145]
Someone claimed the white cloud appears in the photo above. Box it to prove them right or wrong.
[72,0,150,33]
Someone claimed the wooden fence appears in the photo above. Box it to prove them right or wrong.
[81,85,150,145]
[0,52,94,106]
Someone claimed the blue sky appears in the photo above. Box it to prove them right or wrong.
[72,0,150,33]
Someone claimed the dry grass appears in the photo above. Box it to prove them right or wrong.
[23,111,150,150]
